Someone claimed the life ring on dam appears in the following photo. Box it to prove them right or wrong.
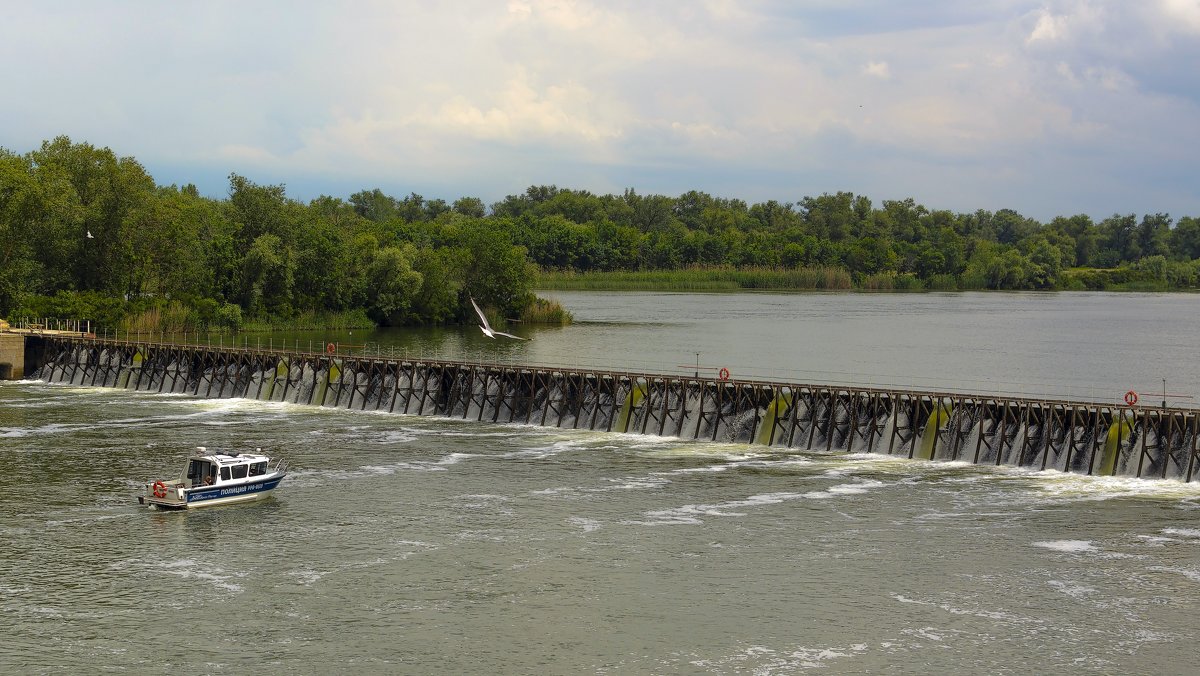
[718,367,730,381]
[326,342,336,354]
[1124,390,1138,406]
[152,480,167,498]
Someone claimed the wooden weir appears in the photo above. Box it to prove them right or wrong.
[27,336,1200,482]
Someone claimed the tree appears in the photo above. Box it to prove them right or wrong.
[1136,213,1172,259]
[1047,214,1096,267]
[799,192,856,241]
[1022,237,1063,289]
[1171,216,1200,260]
[452,196,486,218]
[228,173,292,246]
[240,233,295,316]
[991,208,1038,246]
[28,136,155,293]
[349,188,399,222]
[1099,214,1139,263]
[364,245,423,324]
[459,223,533,315]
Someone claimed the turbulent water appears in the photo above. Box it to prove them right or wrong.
[3,291,1200,673]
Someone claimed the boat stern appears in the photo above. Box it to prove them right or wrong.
[141,479,188,509]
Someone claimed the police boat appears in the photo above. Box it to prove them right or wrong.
[139,447,288,510]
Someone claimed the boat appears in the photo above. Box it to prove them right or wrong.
[139,447,288,510]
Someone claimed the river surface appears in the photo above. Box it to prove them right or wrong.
[3,291,1200,674]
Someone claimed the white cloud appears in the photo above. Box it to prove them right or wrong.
[1084,65,1134,91]
[861,61,892,79]
[0,1,1196,220]
[1159,0,1200,33]
[1027,10,1067,43]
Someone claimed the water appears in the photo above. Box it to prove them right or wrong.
[4,291,1200,673]
[196,290,1200,401]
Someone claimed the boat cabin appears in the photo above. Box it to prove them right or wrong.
[184,447,271,488]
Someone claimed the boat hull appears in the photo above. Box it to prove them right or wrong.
[141,473,286,510]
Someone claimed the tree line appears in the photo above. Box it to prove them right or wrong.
[3,137,1198,330]
[488,187,1200,291]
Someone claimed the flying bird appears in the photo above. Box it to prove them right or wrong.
[470,297,529,340]
[86,230,94,239]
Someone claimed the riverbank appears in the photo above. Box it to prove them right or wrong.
[535,265,1198,292]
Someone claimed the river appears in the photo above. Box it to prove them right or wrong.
[2,291,1199,673]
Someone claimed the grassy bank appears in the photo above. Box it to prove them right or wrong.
[538,265,1200,293]
[537,267,854,291]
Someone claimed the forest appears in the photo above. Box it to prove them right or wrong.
[2,137,1198,332]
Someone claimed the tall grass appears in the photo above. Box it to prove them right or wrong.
[519,297,574,325]
[120,302,192,334]
[119,304,375,334]
[238,310,375,332]
[537,266,854,291]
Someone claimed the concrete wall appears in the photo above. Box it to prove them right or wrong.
[0,334,25,379]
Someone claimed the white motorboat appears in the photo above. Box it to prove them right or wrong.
[139,447,287,510]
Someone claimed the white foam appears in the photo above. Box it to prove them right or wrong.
[119,557,247,593]
[1032,540,1098,553]
[1047,579,1097,598]
[1148,566,1200,583]
[1162,527,1200,539]
[568,517,602,532]
[358,452,476,475]
[667,465,730,474]
[889,593,1037,624]
[804,479,886,499]
[1030,471,1200,502]
[689,643,868,671]
[627,481,883,526]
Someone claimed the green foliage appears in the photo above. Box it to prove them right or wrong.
[364,245,423,324]
[5,137,1200,335]
[14,290,127,329]
[537,267,853,291]
[519,297,574,325]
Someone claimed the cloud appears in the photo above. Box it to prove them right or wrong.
[1159,0,1200,34]
[861,61,891,78]
[0,0,1196,221]
[1027,10,1067,43]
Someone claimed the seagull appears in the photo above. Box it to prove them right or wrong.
[470,297,529,340]
[86,230,94,239]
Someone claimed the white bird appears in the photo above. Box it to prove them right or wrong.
[86,230,94,239]
[471,297,528,340]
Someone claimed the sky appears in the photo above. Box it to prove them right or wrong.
[2,0,1198,222]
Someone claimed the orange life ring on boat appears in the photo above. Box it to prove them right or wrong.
[326,342,336,354]
[718,367,730,381]
[152,480,167,498]
[1124,390,1138,406]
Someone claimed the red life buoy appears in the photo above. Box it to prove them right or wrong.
[326,342,336,354]
[718,367,730,381]
[152,480,167,498]
[1124,390,1138,406]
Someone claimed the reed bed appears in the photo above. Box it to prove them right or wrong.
[519,297,574,325]
[239,310,375,332]
[537,266,854,291]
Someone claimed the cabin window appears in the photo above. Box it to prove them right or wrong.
[189,460,215,486]
[231,464,248,480]
[250,462,266,476]
[220,467,231,481]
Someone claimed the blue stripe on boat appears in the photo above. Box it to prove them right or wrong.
[186,475,284,503]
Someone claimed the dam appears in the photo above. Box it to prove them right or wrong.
[16,334,1200,482]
